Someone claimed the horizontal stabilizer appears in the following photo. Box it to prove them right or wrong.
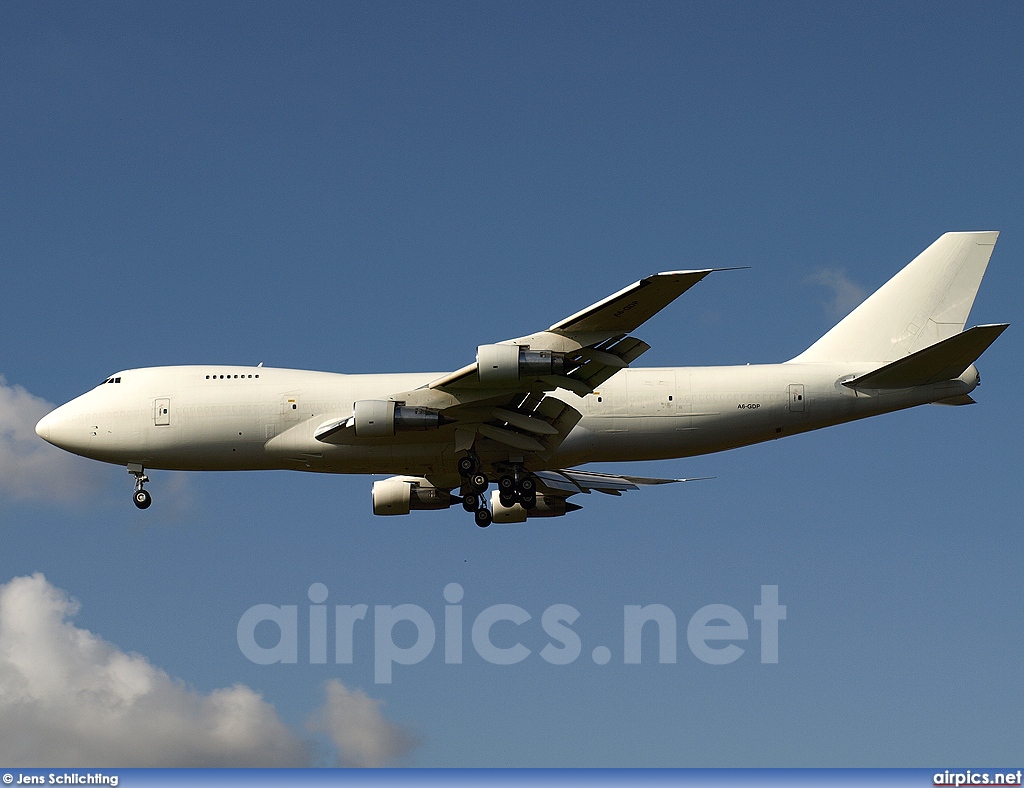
[844,323,1008,389]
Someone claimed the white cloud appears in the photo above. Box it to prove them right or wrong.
[0,573,417,767]
[312,679,420,767]
[806,268,868,320]
[0,376,106,503]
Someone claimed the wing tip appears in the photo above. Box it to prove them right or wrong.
[652,267,748,277]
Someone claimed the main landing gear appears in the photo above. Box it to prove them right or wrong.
[458,454,492,527]
[473,507,493,528]
[458,455,537,527]
[497,467,536,509]
[128,464,152,510]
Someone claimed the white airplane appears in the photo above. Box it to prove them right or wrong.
[36,232,1007,527]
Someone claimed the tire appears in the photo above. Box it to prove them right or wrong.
[519,476,536,494]
[521,492,537,509]
[462,493,478,512]
[133,489,152,510]
[471,473,488,492]
[457,457,475,476]
[474,508,492,528]
[498,475,516,493]
[499,491,516,507]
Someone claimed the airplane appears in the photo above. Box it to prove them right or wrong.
[35,231,1008,527]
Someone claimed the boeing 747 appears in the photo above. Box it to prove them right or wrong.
[36,232,1008,526]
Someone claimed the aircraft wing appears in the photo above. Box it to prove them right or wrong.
[533,469,712,497]
[421,269,715,396]
[547,270,715,335]
[317,270,719,458]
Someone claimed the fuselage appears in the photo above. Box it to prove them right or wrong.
[35,362,978,486]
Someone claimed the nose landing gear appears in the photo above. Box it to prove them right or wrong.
[134,488,152,509]
[128,464,151,509]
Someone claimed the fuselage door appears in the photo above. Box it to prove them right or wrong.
[788,384,805,413]
[154,398,171,426]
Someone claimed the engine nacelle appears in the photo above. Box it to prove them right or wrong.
[476,344,564,384]
[372,476,453,516]
[353,400,442,438]
[526,494,582,518]
[489,491,581,521]
[490,491,527,523]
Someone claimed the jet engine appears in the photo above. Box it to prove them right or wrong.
[476,344,564,383]
[490,492,528,523]
[372,476,454,516]
[353,400,442,438]
[489,490,582,521]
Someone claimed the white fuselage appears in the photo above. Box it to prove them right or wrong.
[35,362,978,486]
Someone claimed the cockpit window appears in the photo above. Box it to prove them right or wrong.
[102,376,123,384]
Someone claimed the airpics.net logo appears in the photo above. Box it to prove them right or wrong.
[237,583,786,684]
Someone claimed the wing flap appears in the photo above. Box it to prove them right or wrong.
[477,424,546,452]
[491,407,560,435]
[533,468,712,497]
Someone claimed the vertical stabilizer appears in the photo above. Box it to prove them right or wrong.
[791,232,998,363]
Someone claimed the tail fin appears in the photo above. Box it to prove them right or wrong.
[791,232,999,363]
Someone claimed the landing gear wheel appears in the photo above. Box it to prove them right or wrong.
[470,473,489,493]
[520,492,537,509]
[128,464,151,510]
[519,476,536,495]
[462,492,479,512]
[498,475,516,494]
[474,507,492,528]
[457,456,476,476]
[499,490,516,507]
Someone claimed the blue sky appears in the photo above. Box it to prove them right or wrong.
[1,0,1022,767]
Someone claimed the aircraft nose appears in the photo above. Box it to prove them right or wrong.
[35,411,52,441]
[35,401,94,455]
[35,406,69,447]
